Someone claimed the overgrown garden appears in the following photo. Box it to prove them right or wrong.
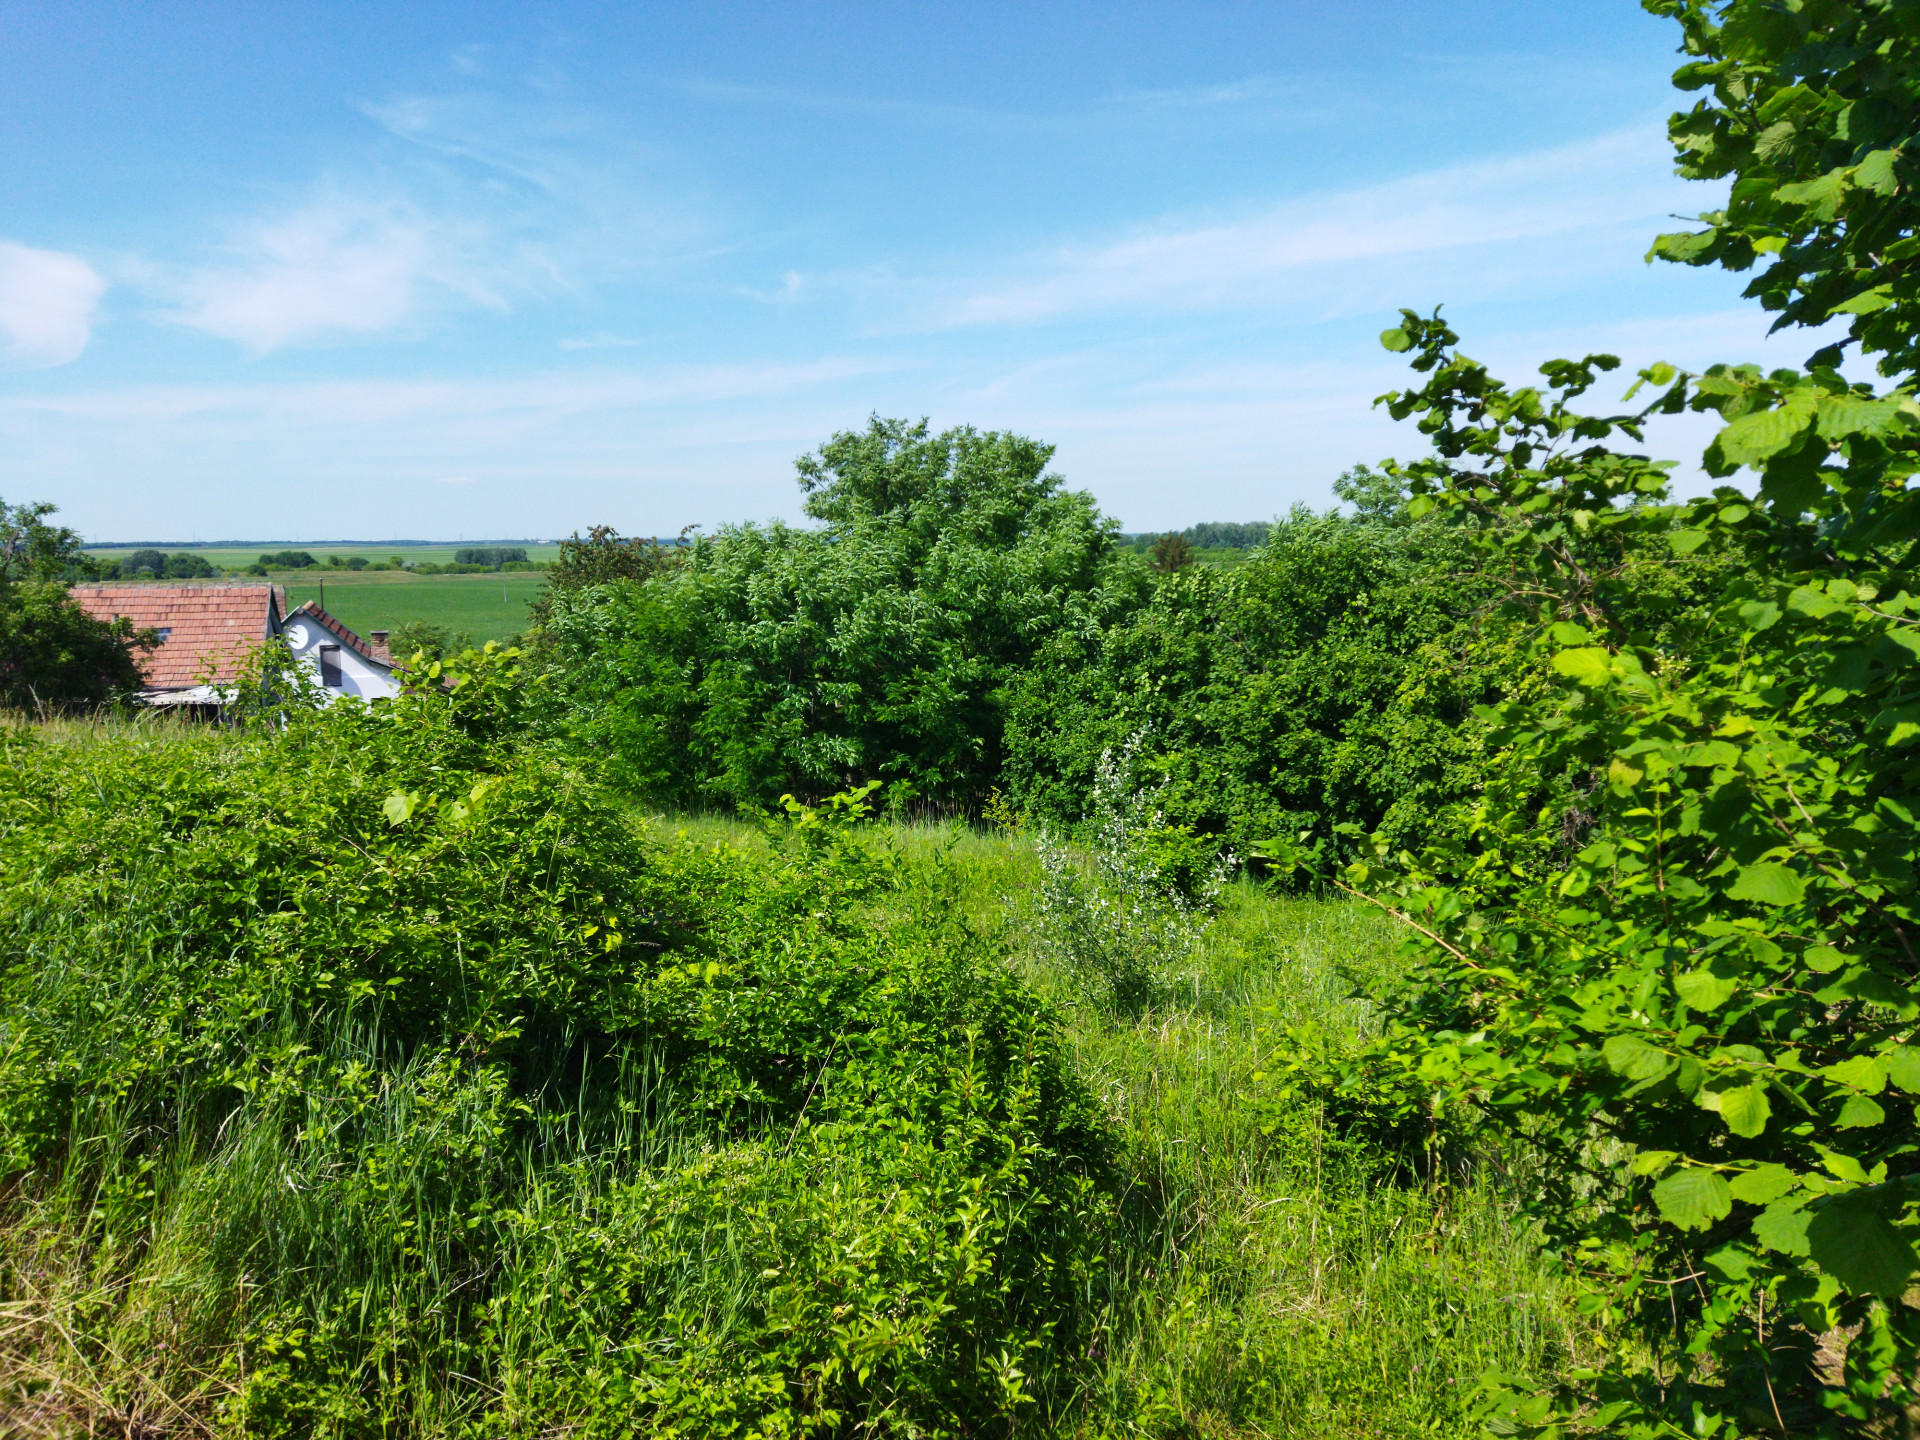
[3,0,1919,1433]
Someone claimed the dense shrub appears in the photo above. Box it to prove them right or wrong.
[0,499,150,710]
[1003,508,1518,862]
[540,417,1140,812]
[387,620,472,662]
[0,651,1112,1434]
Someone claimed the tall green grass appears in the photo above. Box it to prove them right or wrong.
[775,819,1591,1437]
[0,718,1585,1436]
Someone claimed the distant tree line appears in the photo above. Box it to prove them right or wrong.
[454,546,529,568]
[1117,521,1270,552]
[107,548,218,580]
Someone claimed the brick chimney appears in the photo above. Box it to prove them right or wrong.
[369,629,391,663]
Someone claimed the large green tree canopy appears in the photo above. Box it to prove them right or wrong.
[540,417,1140,809]
[0,498,146,712]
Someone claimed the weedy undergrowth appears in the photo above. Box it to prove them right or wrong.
[1031,734,1237,1018]
[0,650,1114,1438]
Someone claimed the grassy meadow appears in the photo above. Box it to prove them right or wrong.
[279,571,548,643]
[0,710,1585,1438]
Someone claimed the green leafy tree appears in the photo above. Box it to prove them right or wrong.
[1263,5,1920,1431]
[1648,0,1920,377]
[1184,521,1269,549]
[1331,463,1413,524]
[541,417,1133,810]
[162,552,216,579]
[387,620,472,664]
[0,499,147,711]
[1148,531,1197,573]
[1004,507,1521,864]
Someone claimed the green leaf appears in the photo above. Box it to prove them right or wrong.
[1675,968,1739,1011]
[1683,739,1741,768]
[1648,228,1718,263]
[1836,1094,1887,1129]
[1788,583,1844,618]
[1752,1200,1811,1255]
[1726,862,1805,907]
[381,791,415,827]
[1551,647,1614,688]
[1853,148,1899,196]
[1808,1199,1918,1296]
[1602,1035,1673,1082]
[1653,1168,1733,1231]
[1885,1047,1920,1094]
[1738,599,1782,631]
[1816,966,1917,1015]
[1718,406,1813,467]
[1816,392,1907,442]
[1668,529,1709,554]
[1632,1150,1677,1177]
[1829,286,1897,316]
[1729,1164,1798,1205]
[1775,169,1850,221]
[1704,1244,1757,1280]
[1823,1054,1887,1094]
[1717,1083,1772,1138]
[1379,328,1412,352]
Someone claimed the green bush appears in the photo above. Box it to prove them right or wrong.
[387,620,472,663]
[0,651,1112,1434]
[0,499,149,710]
[1004,507,1521,863]
[540,417,1139,812]
[1289,303,1920,1433]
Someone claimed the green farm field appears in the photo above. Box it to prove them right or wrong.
[280,571,549,643]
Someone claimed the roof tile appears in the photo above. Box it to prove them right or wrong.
[69,583,281,690]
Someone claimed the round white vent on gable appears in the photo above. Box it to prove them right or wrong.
[285,623,312,650]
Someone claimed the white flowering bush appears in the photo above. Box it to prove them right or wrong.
[1031,733,1235,1015]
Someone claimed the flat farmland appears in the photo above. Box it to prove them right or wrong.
[280,571,549,643]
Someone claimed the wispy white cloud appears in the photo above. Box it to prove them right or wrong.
[903,127,1697,329]
[0,355,908,427]
[360,90,705,271]
[0,241,107,367]
[559,334,643,351]
[435,474,474,484]
[166,198,493,353]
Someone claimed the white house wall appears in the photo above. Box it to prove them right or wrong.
[280,614,401,703]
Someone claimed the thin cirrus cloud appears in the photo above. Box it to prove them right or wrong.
[0,241,108,368]
[912,126,1702,330]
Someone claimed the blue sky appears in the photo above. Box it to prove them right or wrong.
[0,1,1825,541]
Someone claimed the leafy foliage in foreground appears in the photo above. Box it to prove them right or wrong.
[1648,0,1920,378]
[1283,306,1920,1435]
[0,654,1111,1436]
[1257,6,1920,1428]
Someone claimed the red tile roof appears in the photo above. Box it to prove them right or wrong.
[69,584,286,691]
[287,601,392,669]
